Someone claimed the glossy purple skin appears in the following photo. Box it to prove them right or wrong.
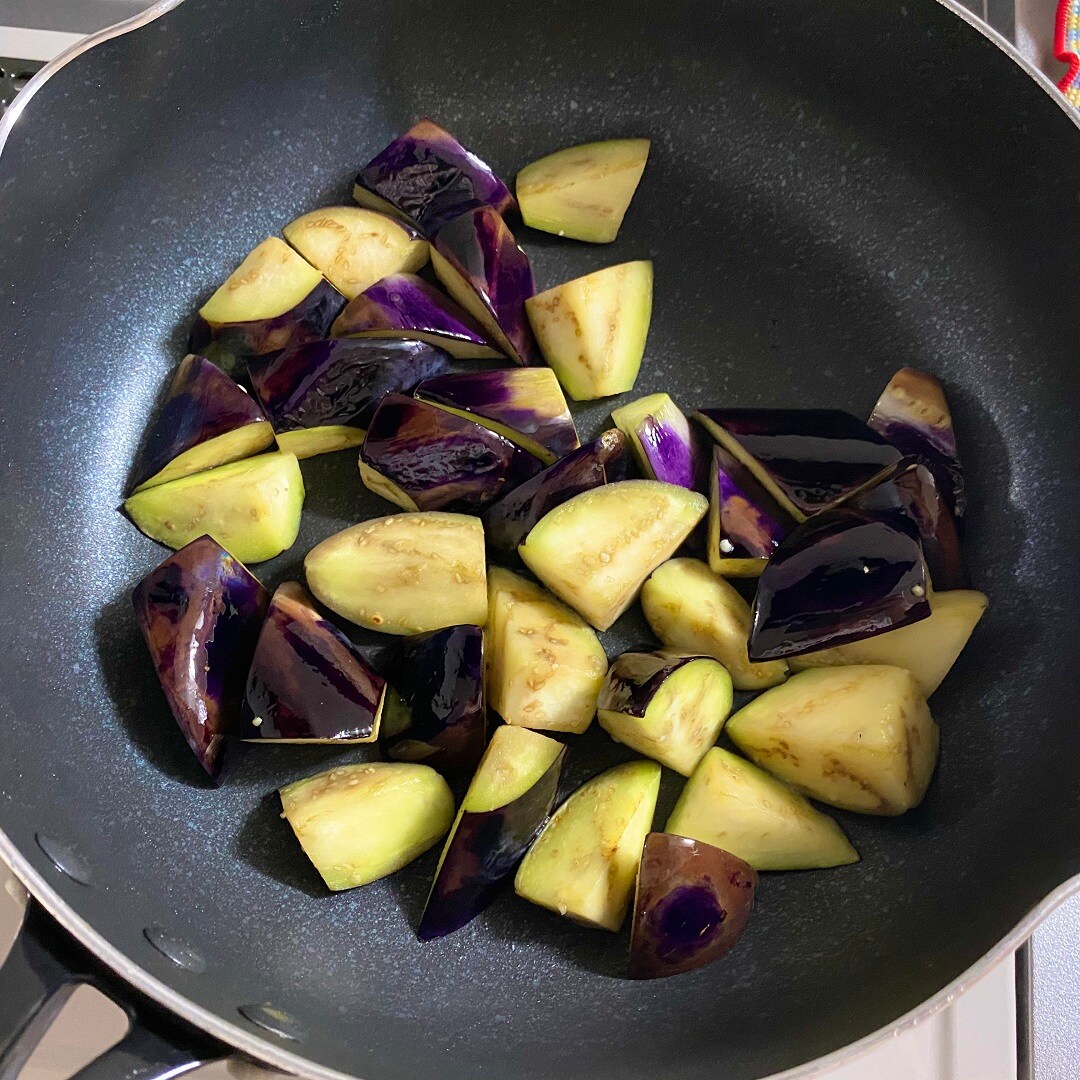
[243,582,385,742]
[629,833,757,980]
[130,355,269,491]
[131,535,269,778]
[694,408,902,515]
[330,273,492,350]
[360,394,543,513]
[355,118,516,235]
[637,414,702,489]
[432,207,540,366]
[481,429,626,562]
[382,625,487,776]
[188,278,344,376]
[417,748,565,941]
[709,444,796,563]
[415,369,578,459]
[598,652,707,719]
[868,367,965,522]
[749,505,931,661]
[247,337,449,434]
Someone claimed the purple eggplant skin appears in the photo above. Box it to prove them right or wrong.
[416,749,565,941]
[132,535,269,779]
[242,581,385,743]
[382,625,488,776]
[360,394,544,513]
[247,337,450,436]
[353,118,516,236]
[638,414,701,488]
[629,833,757,980]
[598,652,707,718]
[188,279,344,376]
[695,408,903,517]
[481,429,627,562]
[749,505,931,661]
[868,367,965,522]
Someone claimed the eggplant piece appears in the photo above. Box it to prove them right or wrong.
[515,139,650,243]
[749,505,930,661]
[123,452,304,564]
[330,273,501,360]
[597,652,733,776]
[282,207,429,301]
[707,444,796,577]
[247,337,450,459]
[481,430,626,563]
[304,512,487,634]
[418,725,566,940]
[610,393,700,489]
[132,535,269,778]
[353,118,516,235]
[280,762,455,891]
[868,366,965,522]
[415,368,579,464]
[359,395,543,513]
[693,408,902,519]
[629,833,757,980]
[189,237,344,371]
[243,581,385,743]
[666,747,858,871]
[525,261,653,400]
[382,624,487,775]
[430,207,539,366]
[130,355,275,492]
[519,480,707,631]
[486,567,607,735]
[514,760,661,931]
[727,665,939,815]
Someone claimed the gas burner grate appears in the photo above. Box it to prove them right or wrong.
[1,58,44,114]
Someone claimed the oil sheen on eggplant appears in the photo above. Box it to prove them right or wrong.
[611,393,700,488]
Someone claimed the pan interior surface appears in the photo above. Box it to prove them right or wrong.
[0,1,1078,1078]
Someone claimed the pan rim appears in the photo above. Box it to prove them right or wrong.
[0,0,1078,1077]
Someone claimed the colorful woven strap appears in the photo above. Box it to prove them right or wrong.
[1056,0,1080,107]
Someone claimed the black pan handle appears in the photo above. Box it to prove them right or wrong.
[0,894,227,1080]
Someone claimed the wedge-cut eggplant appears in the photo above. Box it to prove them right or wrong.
[130,355,275,492]
[282,207,429,300]
[359,395,543,513]
[598,652,733,776]
[353,118,516,235]
[418,725,566,940]
[641,559,788,691]
[189,237,344,371]
[430,207,538,366]
[132,535,269,778]
[516,139,650,243]
[514,760,661,931]
[124,452,304,564]
[707,444,796,577]
[611,393,700,489]
[749,506,930,661]
[248,337,450,459]
[666,747,859,871]
[415,368,578,464]
[382,624,487,775]
[330,273,501,360]
[727,665,939,815]
[693,408,902,519]
[305,512,487,634]
[519,480,707,631]
[868,366,964,521]
[629,833,757,980]
[487,567,607,734]
[526,261,653,400]
[482,430,626,563]
[243,581,385,743]
[280,762,455,891]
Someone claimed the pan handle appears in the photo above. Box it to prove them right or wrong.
[0,893,227,1080]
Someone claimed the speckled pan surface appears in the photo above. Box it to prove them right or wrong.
[0,1,1078,1079]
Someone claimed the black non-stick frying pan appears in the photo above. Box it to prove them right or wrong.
[0,1,1078,1078]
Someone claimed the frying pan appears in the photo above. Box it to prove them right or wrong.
[0,1,1078,1078]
